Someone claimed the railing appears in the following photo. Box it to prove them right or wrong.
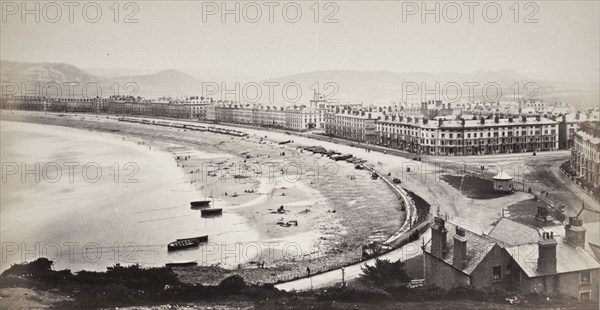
[272,164,428,285]
[558,163,600,206]
[273,216,433,284]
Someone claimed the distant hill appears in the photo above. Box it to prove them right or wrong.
[1,61,597,109]
[0,61,202,98]
[111,70,202,97]
[262,69,599,109]
[0,61,99,84]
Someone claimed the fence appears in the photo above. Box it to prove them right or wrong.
[273,216,433,284]
[272,167,428,285]
[558,163,600,206]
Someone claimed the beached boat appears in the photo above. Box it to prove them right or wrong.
[190,200,211,208]
[167,235,208,251]
[165,261,198,267]
[333,154,352,161]
[177,235,208,242]
[200,208,223,216]
[167,239,200,251]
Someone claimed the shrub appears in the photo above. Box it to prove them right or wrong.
[2,258,55,276]
[219,275,246,293]
[360,258,411,288]
[316,286,390,302]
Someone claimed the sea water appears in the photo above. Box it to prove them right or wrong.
[0,121,260,272]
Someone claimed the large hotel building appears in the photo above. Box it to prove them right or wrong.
[2,94,598,157]
[376,115,559,155]
[570,126,600,187]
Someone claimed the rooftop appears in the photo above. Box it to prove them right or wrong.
[426,218,600,277]
[377,117,557,129]
[506,239,600,277]
[424,221,498,275]
[487,218,539,245]
[575,130,600,145]
[491,172,514,182]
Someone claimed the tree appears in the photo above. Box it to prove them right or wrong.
[360,258,411,287]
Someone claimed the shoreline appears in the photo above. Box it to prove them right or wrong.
[0,110,406,284]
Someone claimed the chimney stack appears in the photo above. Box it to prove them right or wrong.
[565,216,586,248]
[431,217,448,258]
[537,232,557,275]
[453,227,468,269]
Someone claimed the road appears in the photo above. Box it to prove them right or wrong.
[274,230,430,292]
[79,114,598,230]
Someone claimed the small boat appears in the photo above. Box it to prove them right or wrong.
[166,261,198,267]
[177,235,208,242]
[167,235,208,251]
[201,208,223,217]
[190,200,211,208]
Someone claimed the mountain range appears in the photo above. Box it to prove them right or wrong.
[1,60,597,110]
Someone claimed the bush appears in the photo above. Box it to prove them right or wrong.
[219,275,246,293]
[445,286,510,302]
[360,258,411,288]
[2,258,55,276]
[316,286,390,302]
[389,285,444,301]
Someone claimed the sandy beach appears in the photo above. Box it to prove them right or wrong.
[0,110,405,284]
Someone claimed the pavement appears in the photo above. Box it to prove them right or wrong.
[274,230,430,292]
[104,116,598,230]
[20,113,598,289]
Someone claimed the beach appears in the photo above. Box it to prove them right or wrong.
[0,110,405,284]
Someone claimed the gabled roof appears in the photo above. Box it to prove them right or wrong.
[424,221,497,275]
[487,218,540,246]
[426,218,600,278]
[506,238,600,278]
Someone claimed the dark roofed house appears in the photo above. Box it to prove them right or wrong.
[423,216,600,301]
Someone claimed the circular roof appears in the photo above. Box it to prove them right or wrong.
[492,172,513,180]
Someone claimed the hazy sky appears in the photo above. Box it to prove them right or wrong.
[1,1,599,82]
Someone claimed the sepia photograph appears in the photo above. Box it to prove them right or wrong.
[0,1,599,309]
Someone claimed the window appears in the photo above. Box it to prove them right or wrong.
[492,266,502,280]
[580,291,591,301]
[581,270,591,285]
